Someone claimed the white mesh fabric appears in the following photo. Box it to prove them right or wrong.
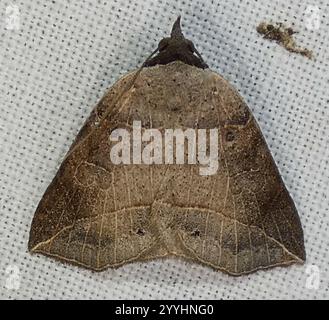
[0,0,328,299]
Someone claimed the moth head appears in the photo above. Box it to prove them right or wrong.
[144,16,209,69]
[158,16,193,51]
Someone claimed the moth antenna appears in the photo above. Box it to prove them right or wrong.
[141,47,160,68]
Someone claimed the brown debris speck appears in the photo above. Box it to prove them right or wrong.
[257,22,313,59]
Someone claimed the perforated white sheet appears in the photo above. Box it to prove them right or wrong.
[0,0,328,299]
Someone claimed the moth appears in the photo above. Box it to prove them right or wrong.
[29,17,305,275]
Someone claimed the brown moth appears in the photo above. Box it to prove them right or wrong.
[29,17,305,275]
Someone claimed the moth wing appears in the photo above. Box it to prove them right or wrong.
[168,70,305,275]
[28,71,166,270]
[147,65,305,275]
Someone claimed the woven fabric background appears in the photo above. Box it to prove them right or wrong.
[0,0,328,300]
